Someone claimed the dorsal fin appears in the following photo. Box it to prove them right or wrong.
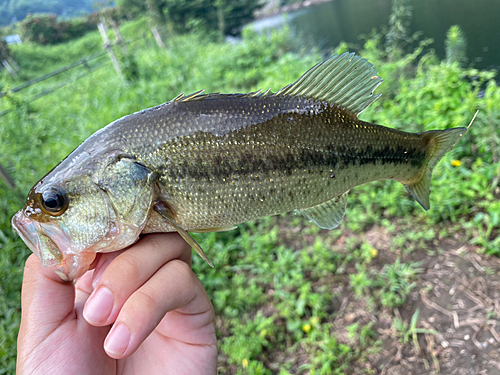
[169,53,381,115]
[275,52,383,116]
[171,89,273,103]
[174,89,205,102]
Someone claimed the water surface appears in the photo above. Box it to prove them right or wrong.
[252,0,500,70]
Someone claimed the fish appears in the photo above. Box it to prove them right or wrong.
[12,52,467,281]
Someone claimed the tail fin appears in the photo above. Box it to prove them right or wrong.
[404,127,466,210]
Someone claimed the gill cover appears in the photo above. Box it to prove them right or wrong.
[98,157,157,240]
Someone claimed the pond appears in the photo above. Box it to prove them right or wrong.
[251,0,500,71]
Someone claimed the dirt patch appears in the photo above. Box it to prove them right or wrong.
[338,232,500,374]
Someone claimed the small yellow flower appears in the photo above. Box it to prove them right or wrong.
[242,359,249,368]
[451,160,461,167]
[260,329,267,338]
[370,248,378,258]
[302,323,312,333]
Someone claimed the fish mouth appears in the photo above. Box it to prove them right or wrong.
[12,211,71,279]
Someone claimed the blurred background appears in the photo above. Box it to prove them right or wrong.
[1,0,500,374]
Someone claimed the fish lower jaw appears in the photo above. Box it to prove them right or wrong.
[12,211,65,268]
[11,211,38,256]
[54,251,97,281]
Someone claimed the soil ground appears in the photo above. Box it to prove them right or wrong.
[335,228,500,375]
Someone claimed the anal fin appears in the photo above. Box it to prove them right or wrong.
[299,191,349,230]
[153,203,214,268]
[404,178,430,211]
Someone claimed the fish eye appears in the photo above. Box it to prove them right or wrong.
[40,186,68,216]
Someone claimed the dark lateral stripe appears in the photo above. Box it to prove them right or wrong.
[170,145,426,181]
[334,144,426,167]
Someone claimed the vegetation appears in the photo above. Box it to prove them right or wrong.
[5,0,263,45]
[1,10,499,375]
[385,0,412,57]
[18,7,127,45]
[20,14,95,45]
[445,25,468,67]
[0,0,93,25]
[117,0,263,36]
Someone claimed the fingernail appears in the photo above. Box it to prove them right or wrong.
[105,323,130,356]
[83,286,114,324]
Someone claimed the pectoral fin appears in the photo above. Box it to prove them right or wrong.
[299,191,349,230]
[153,203,214,268]
[190,226,237,233]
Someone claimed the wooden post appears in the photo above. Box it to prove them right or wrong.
[98,22,124,80]
[217,0,225,43]
[151,27,165,49]
[7,57,20,71]
[100,16,108,33]
[110,18,127,54]
[1,59,18,79]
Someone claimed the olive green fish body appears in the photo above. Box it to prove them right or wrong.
[12,52,467,280]
[119,96,429,232]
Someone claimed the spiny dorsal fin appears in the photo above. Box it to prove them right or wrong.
[172,89,273,103]
[275,52,383,116]
[234,88,273,98]
[174,89,206,102]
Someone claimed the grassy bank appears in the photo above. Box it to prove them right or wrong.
[1,18,499,374]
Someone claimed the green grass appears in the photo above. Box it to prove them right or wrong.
[1,17,500,374]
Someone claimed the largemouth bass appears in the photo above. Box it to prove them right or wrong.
[12,53,466,281]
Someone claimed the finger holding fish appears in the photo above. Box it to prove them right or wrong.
[81,232,215,360]
[103,256,214,359]
[83,233,191,327]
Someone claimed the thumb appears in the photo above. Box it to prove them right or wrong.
[18,255,76,343]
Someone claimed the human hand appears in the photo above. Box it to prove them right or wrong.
[17,233,217,375]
